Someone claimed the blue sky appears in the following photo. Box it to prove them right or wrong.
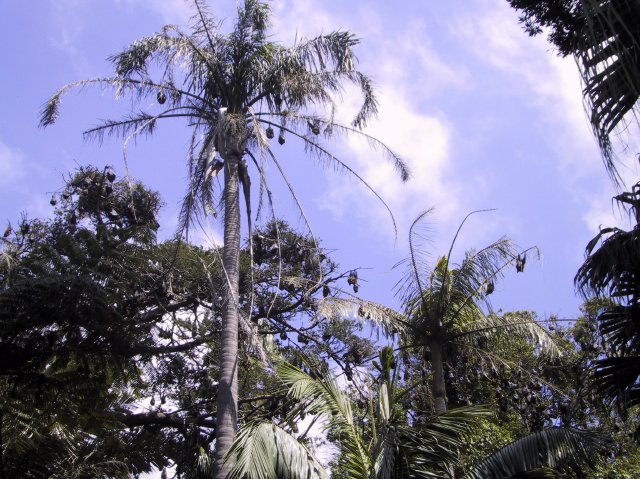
[1,0,637,325]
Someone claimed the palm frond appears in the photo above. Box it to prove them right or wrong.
[316,296,409,337]
[592,355,640,407]
[463,428,607,479]
[227,421,328,479]
[278,361,372,479]
[264,113,409,182]
[399,406,491,479]
[297,130,399,237]
[575,226,640,299]
[449,237,515,302]
[451,312,566,358]
[576,0,640,180]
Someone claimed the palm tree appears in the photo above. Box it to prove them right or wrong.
[394,210,559,415]
[228,350,605,479]
[230,349,488,479]
[39,1,407,475]
[575,181,640,409]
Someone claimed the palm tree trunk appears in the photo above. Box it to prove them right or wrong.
[215,150,241,479]
[429,338,447,415]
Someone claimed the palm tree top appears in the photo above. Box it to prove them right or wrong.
[40,0,408,237]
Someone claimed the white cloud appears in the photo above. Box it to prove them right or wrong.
[452,2,593,150]
[451,0,630,234]
[320,86,455,236]
[0,139,25,187]
[270,0,345,41]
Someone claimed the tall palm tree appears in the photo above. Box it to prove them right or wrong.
[394,210,559,415]
[39,1,408,475]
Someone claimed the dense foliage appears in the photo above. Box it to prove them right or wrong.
[0,167,368,478]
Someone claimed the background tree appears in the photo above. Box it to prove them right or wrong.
[0,167,359,477]
[40,1,407,472]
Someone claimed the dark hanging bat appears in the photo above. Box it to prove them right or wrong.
[486,280,495,295]
[105,166,116,183]
[307,119,320,135]
[348,270,359,293]
[206,160,224,181]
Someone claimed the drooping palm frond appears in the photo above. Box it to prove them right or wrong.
[405,406,492,479]
[576,0,640,181]
[575,226,640,300]
[449,238,515,303]
[450,312,566,358]
[269,113,409,181]
[463,428,607,479]
[226,421,328,479]
[316,296,410,338]
[288,124,402,236]
[592,355,640,406]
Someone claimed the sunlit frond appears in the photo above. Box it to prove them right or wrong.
[278,361,371,479]
[227,421,328,479]
[317,297,409,337]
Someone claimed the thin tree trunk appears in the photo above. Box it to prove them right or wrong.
[429,338,447,415]
[214,149,241,479]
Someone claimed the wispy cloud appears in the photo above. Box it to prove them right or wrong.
[48,0,93,75]
[451,0,630,235]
